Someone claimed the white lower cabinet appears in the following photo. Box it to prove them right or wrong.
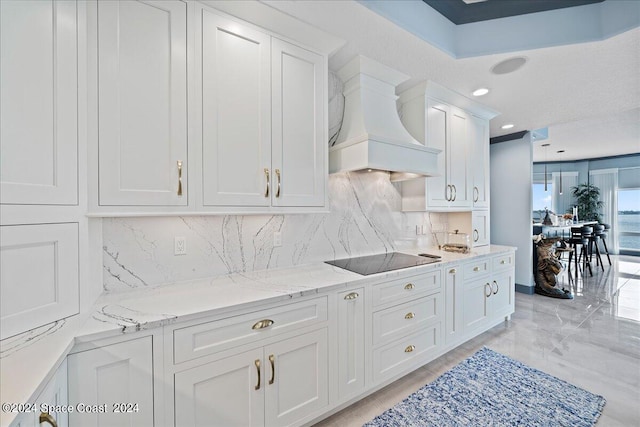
[443,264,463,345]
[12,359,68,427]
[462,276,492,334]
[67,336,155,427]
[336,288,365,401]
[174,328,328,427]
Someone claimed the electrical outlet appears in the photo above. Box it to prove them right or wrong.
[174,236,187,255]
[273,231,282,247]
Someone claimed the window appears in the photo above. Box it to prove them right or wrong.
[532,181,553,222]
[618,188,640,254]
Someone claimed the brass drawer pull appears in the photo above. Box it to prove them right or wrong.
[254,359,261,390]
[177,160,183,196]
[449,268,457,274]
[269,354,275,385]
[404,283,415,290]
[275,169,281,198]
[405,312,415,320]
[39,412,57,427]
[473,266,480,272]
[252,319,274,330]
[405,345,416,353]
[344,292,359,300]
[264,168,270,197]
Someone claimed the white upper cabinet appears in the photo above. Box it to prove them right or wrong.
[97,0,187,206]
[398,81,498,212]
[0,0,78,205]
[470,114,490,208]
[197,4,327,212]
[271,39,325,208]
[199,9,271,207]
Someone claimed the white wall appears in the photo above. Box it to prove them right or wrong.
[490,134,534,292]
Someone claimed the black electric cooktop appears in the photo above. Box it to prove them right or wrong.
[325,252,441,276]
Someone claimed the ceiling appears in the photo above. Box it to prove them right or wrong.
[423,0,604,25]
[263,0,639,162]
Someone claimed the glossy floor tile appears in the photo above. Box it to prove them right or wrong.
[313,255,640,426]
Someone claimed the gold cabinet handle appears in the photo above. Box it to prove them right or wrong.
[177,160,183,196]
[449,268,457,274]
[252,319,274,330]
[473,186,479,203]
[473,266,480,272]
[405,345,416,353]
[39,412,57,427]
[404,283,414,290]
[254,359,261,390]
[275,169,281,198]
[473,229,479,242]
[500,259,506,264]
[451,184,457,201]
[405,312,415,320]
[344,292,359,300]
[485,283,492,298]
[446,185,452,201]
[264,168,270,197]
[268,354,275,385]
[493,280,499,295]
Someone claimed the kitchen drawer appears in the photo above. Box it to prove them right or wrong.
[0,223,79,340]
[372,294,441,347]
[372,323,440,383]
[371,270,441,308]
[493,253,514,271]
[174,296,328,364]
[463,258,490,281]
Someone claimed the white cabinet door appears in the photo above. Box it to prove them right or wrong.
[68,337,154,426]
[0,223,79,340]
[174,348,265,427]
[470,114,490,208]
[449,107,470,208]
[472,210,490,247]
[98,0,187,206]
[425,100,449,208]
[199,7,271,207]
[490,270,514,320]
[271,39,325,207]
[462,277,491,334]
[35,359,69,427]
[337,288,365,401]
[0,0,77,205]
[264,329,329,427]
[444,265,463,345]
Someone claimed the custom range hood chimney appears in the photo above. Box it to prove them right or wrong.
[329,56,440,181]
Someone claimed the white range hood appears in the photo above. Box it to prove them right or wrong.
[329,56,440,181]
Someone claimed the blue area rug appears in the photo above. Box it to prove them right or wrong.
[364,347,606,427]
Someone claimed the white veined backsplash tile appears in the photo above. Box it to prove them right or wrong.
[102,171,441,292]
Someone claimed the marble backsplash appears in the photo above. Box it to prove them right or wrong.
[102,171,448,292]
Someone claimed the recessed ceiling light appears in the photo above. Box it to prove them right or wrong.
[472,88,489,97]
[491,57,527,75]
[501,124,514,130]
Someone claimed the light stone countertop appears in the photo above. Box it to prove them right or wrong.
[0,244,515,427]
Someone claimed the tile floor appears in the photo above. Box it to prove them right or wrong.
[314,255,640,426]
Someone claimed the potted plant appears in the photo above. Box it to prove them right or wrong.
[571,183,603,222]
